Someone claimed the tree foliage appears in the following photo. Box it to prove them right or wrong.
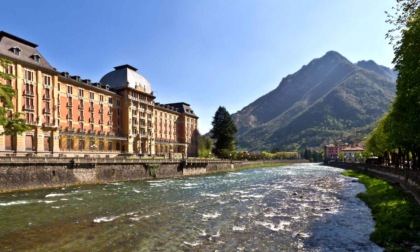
[0,58,30,135]
[368,0,420,169]
[198,134,213,158]
[210,106,237,157]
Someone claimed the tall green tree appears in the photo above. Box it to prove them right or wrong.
[0,58,30,135]
[210,106,237,156]
[384,0,420,169]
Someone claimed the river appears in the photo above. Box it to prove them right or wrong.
[0,163,382,251]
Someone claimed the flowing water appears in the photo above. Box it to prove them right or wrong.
[0,163,382,251]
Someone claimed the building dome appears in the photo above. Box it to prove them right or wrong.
[99,64,152,94]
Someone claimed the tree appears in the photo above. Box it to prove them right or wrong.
[0,58,30,135]
[210,106,237,157]
[198,134,213,158]
[384,0,420,169]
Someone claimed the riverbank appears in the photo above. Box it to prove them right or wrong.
[343,170,420,252]
[0,157,305,193]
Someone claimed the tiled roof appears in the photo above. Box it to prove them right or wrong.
[166,102,198,118]
[0,31,55,71]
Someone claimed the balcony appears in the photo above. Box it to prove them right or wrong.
[89,118,94,123]
[24,105,34,111]
[66,127,74,132]
[43,95,51,100]
[23,90,34,97]
[66,102,73,107]
[43,108,51,114]
[42,122,55,128]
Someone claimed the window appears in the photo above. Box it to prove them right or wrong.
[24,83,34,96]
[44,115,51,125]
[79,139,85,150]
[44,88,50,99]
[79,89,84,97]
[25,135,34,151]
[67,85,73,94]
[31,54,41,62]
[44,100,51,114]
[108,97,113,104]
[67,138,74,150]
[67,98,73,107]
[90,140,95,150]
[25,113,34,124]
[43,75,52,86]
[99,141,104,151]
[24,69,34,82]
[68,108,73,120]
[5,135,14,150]
[90,92,94,100]
[100,94,104,102]
[10,47,21,55]
[25,96,34,110]
[44,136,51,151]
[107,142,112,151]
[4,65,14,85]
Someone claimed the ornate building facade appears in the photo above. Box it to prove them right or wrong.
[0,31,198,158]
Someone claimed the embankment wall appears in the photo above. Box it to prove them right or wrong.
[327,162,420,204]
[0,158,304,193]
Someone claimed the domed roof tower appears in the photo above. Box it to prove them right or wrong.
[99,64,152,94]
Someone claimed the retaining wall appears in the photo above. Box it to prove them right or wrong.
[0,158,304,193]
[327,162,420,204]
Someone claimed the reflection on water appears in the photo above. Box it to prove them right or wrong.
[0,163,382,251]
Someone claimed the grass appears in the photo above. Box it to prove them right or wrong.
[343,170,420,251]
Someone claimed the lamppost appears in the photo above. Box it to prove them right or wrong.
[229,153,232,164]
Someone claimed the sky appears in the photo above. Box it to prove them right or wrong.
[1,0,396,133]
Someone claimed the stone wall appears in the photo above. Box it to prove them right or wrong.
[0,158,305,193]
[327,162,420,204]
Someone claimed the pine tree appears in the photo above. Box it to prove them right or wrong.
[210,106,237,156]
[0,58,30,135]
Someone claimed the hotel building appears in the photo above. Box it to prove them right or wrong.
[0,31,198,158]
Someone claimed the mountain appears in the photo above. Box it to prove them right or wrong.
[232,51,396,151]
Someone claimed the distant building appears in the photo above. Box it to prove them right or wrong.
[324,143,365,162]
[0,31,198,157]
[324,144,341,161]
[341,146,365,163]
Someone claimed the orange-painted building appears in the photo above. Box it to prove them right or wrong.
[0,31,198,158]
